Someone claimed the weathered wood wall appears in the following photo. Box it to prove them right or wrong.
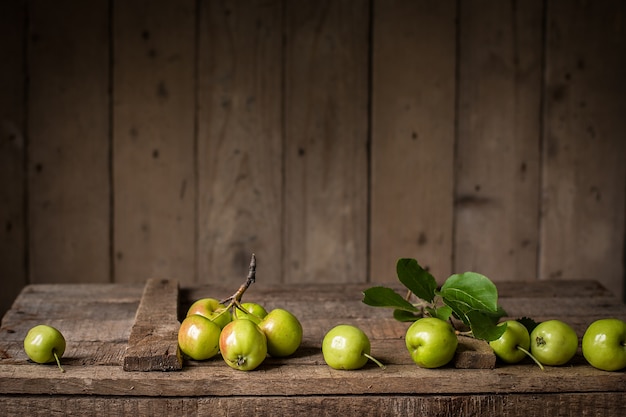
[1,0,625,316]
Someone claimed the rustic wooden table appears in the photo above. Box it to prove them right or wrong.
[0,279,624,416]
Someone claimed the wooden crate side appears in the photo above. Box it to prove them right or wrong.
[196,0,283,286]
[0,0,26,317]
[454,0,543,282]
[27,0,110,284]
[113,0,196,284]
[540,0,626,298]
[283,0,369,283]
[370,0,457,283]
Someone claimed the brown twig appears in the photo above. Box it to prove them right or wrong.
[220,253,256,307]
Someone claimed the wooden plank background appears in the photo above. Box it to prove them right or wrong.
[1,0,624,316]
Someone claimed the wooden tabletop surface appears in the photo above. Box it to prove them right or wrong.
[0,279,624,416]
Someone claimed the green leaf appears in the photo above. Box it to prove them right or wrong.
[438,272,500,314]
[393,309,422,322]
[425,305,453,321]
[396,258,437,303]
[465,310,507,341]
[362,286,419,312]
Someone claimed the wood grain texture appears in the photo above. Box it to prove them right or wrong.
[540,0,626,298]
[27,0,110,284]
[0,0,26,318]
[113,0,196,284]
[370,0,457,283]
[196,0,283,286]
[283,0,369,283]
[123,279,182,371]
[1,393,625,417]
[455,0,543,282]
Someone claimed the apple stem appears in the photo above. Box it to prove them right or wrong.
[53,350,65,373]
[516,345,544,371]
[363,353,386,369]
[220,253,257,307]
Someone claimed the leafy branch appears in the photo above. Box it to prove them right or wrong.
[362,258,507,341]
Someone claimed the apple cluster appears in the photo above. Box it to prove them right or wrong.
[177,298,303,371]
[489,318,626,372]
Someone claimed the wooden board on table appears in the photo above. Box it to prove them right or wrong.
[123,279,181,371]
[370,0,457,283]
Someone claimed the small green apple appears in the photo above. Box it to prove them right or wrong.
[219,319,267,371]
[582,318,626,371]
[489,320,544,370]
[258,308,303,357]
[321,324,384,370]
[186,297,232,329]
[234,302,268,324]
[530,319,578,366]
[405,317,458,369]
[23,324,66,372]
[177,315,221,361]
[489,321,530,364]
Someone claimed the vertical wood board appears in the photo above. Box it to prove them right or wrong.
[540,0,626,297]
[27,0,110,284]
[371,0,457,283]
[113,0,196,284]
[196,0,283,286]
[0,0,26,316]
[283,0,369,283]
[454,0,543,281]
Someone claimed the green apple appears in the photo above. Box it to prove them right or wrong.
[489,321,530,363]
[177,315,221,361]
[186,297,232,329]
[23,324,66,372]
[530,319,578,366]
[489,320,544,370]
[234,302,268,324]
[219,319,267,371]
[258,308,303,357]
[582,318,626,371]
[405,317,458,368]
[321,324,384,370]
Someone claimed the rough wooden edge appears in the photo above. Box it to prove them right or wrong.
[123,278,182,371]
[453,335,496,369]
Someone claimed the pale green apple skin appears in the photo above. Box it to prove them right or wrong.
[405,317,458,369]
[23,325,66,364]
[178,315,221,361]
[234,302,268,325]
[489,320,531,364]
[322,325,370,370]
[530,320,578,366]
[582,318,626,372]
[219,319,267,371]
[258,308,303,357]
[186,298,232,329]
